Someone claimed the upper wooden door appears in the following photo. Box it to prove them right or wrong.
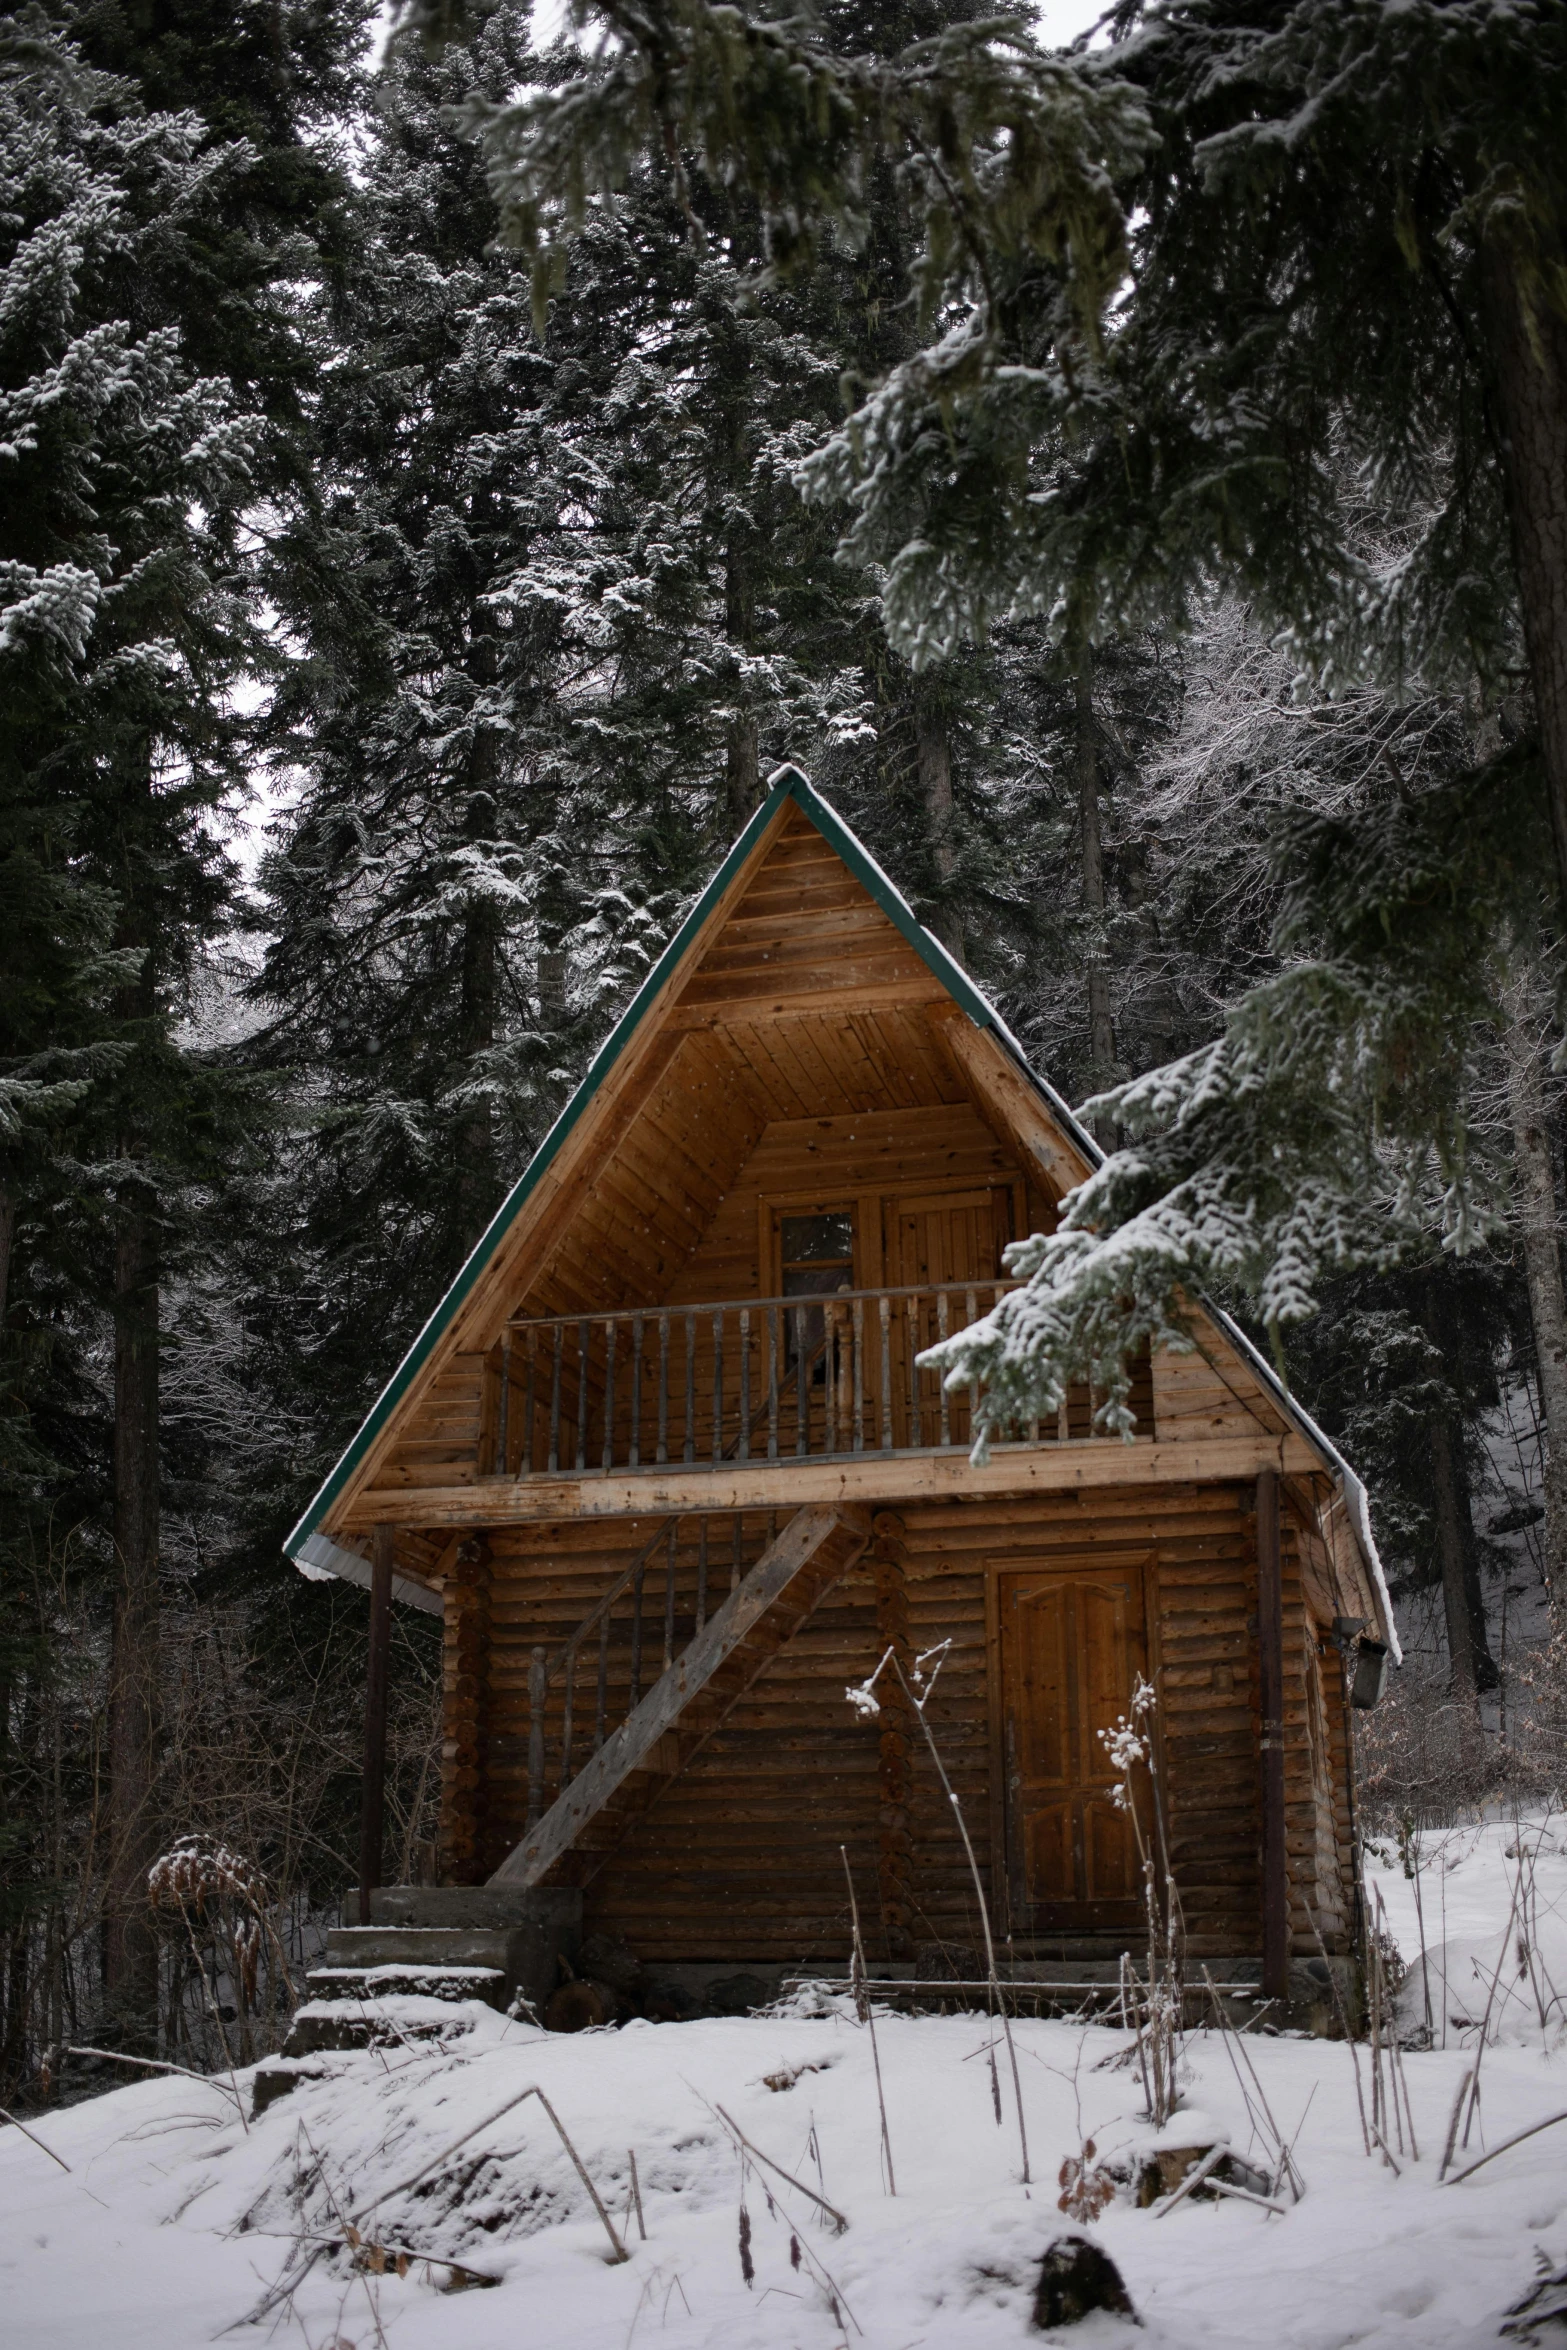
[885,1187,1008,1291]
[882,1187,1011,1448]
[998,1563,1149,1933]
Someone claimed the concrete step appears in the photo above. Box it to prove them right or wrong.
[282,1951,510,2060]
[307,1960,507,2006]
[324,1925,519,1974]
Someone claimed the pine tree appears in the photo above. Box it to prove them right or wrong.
[0,10,275,2042]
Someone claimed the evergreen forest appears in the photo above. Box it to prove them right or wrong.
[2,0,1565,2091]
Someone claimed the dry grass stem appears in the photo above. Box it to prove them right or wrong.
[840,1846,896,2196]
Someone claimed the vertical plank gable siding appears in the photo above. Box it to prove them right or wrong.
[470,1484,1352,1968]
[666,1103,1032,1306]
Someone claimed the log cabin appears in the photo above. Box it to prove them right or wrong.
[285,767,1397,2028]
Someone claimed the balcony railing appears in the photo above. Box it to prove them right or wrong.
[488,1281,1122,1480]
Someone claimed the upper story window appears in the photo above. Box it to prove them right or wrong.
[779,1209,855,1365]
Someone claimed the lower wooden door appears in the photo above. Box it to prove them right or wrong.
[998,1562,1150,1934]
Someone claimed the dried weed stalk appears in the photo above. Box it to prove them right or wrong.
[847,1640,1031,2184]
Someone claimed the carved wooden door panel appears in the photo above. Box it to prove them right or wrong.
[1000,1565,1148,1932]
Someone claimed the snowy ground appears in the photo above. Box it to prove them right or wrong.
[5,1820,1566,2350]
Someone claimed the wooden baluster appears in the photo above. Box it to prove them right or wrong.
[767,1306,780,1460]
[825,1305,839,1454]
[965,1285,979,1437]
[497,1331,511,1474]
[560,1644,575,1787]
[826,1306,841,1447]
[663,1519,677,1668]
[629,1561,645,1709]
[602,1318,618,1470]
[1058,1393,1071,1443]
[595,1613,609,1751]
[548,1325,563,1473]
[880,1293,894,1452]
[795,1304,809,1456]
[630,1315,643,1467]
[656,1314,670,1464]
[711,1310,723,1466]
[576,1318,590,1470]
[907,1295,921,1448]
[937,1290,951,1446]
[684,1311,696,1464]
[523,1328,536,1475]
[738,1308,751,1461]
[695,1515,708,1633]
[852,1297,865,1453]
[526,1646,547,1830]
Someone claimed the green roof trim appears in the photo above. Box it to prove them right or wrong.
[285,764,1013,1567]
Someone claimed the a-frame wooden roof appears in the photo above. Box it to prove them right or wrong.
[285,767,1395,1650]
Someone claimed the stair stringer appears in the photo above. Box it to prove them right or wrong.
[489,1503,871,1891]
[562,1504,873,1889]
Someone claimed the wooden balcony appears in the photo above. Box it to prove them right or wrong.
[344,1286,1328,1531]
[491,1280,1129,1483]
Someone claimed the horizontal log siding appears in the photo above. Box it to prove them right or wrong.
[467,1481,1353,1965]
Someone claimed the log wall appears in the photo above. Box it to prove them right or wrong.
[463,1478,1357,1970]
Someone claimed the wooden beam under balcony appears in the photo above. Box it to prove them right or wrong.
[338,1429,1322,1530]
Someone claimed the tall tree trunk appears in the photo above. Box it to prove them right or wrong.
[1503,981,1567,1625]
[0,1181,12,1335]
[724,545,760,827]
[1429,1411,1482,1761]
[105,1192,161,2047]
[1075,647,1117,1131]
[453,608,501,1259]
[915,681,964,965]
[1484,229,1567,913]
[454,892,498,1258]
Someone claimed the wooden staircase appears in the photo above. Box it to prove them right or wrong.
[489,1502,871,1890]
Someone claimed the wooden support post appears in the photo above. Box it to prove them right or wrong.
[441,1536,491,1884]
[1256,1469,1288,2002]
[358,1524,394,1925]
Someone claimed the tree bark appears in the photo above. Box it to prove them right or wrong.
[455,889,498,1257]
[1429,1407,1501,1780]
[1484,228,1567,912]
[1503,982,1567,1625]
[724,546,760,827]
[1075,647,1117,1127]
[105,1193,161,2047]
[915,682,964,965]
[453,616,500,1259]
[0,1181,13,1335]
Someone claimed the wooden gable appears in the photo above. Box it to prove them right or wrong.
[285,770,1392,1651]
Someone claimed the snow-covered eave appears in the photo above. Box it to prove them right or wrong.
[292,1530,443,1617]
[1200,1307,1401,1662]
